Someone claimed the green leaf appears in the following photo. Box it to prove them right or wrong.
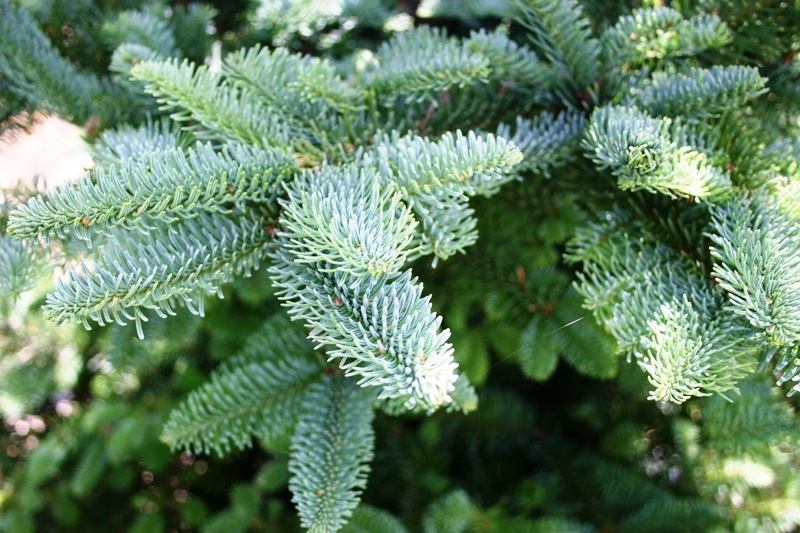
[422,489,476,533]
[128,512,165,533]
[70,439,106,497]
[339,505,409,533]
[518,315,559,381]
[23,435,69,487]
[551,292,618,380]
[451,329,489,386]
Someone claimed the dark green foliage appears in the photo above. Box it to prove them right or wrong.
[0,1,123,125]
[0,0,218,130]
[339,504,408,533]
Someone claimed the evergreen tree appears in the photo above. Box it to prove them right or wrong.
[1,0,800,531]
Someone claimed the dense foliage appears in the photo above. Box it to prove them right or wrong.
[1,0,800,531]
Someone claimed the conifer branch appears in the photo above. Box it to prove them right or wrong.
[416,0,519,21]
[0,2,130,124]
[422,489,476,533]
[441,373,479,413]
[709,193,800,392]
[340,505,409,533]
[518,287,617,382]
[0,236,46,299]
[224,44,364,116]
[91,116,192,169]
[497,110,586,177]
[5,1,800,530]
[600,7,732,68]
[271,131,520,412]
[574,454,721,529]
[377,372,478,416]
[130,57,291,145]
[168,3,217,63]
[639,301,747,403]
[271,251,458,412]
[362,26,491,104]
[43,211,274,337]
[404,191,478,265]
[102,9,179,58]
[366,130,523,262]
[222,44,367,151]
[105,308,202,373]
[465,27,552,92]
[583,106,731,199]
[549,288,618,379]
[512,0,601,102]
[369,130,522,198]
[108,43,165,98]
[162,314,321,456]
[8,141,295,241]
[700,376,799,458]
[248,0,389,49]
[279,167,418,278]
[568,214,715,340]
[567,212,754,403]
[519,314,560,381]
[765,137,800,185]
[289,375,375,533]
[634,66,767,119]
